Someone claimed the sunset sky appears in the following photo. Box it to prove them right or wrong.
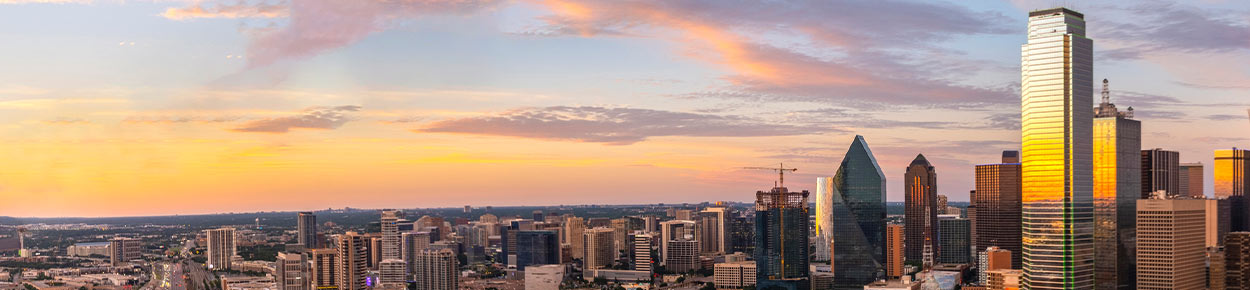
[1,0,1248,217]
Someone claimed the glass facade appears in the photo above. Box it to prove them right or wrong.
[937,216,970,264]
[1092,114,1140,290]
[515,230,559,271]
[904,154,938,265]
[1215,149,1250,231]
[815,177,835,262]
[831,135,886,289]
[1140,149,1179,199]
[754,187,810,290]
[974,153,1022,269]
[1021,7,1095,290]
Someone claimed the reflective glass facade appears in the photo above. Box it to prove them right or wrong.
[754,187,810,290]
[1020,7,1095,290]
[1092,115,1139,290]
[904,154,938,264]
[1215,149,1250,231]
[974,153,1022,269]
[815,177,835,262]
[831,135,886,289]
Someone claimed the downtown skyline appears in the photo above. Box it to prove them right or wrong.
[2,0,1250,217]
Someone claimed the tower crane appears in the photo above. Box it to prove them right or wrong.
[742,163,798,189]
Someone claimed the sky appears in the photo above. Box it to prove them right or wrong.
[1,0,1248,217]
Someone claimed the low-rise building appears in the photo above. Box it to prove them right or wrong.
[713,261,755,289]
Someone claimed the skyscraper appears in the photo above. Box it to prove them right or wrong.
[412,249,458,290]
[565,217,585,260]
[1135,198,1205,290]
[904,154,939,266]
[830,135,886,289]
[885,224,904,279]
[309,249,338,290]
[275,252,308,290]
[974,151,1022,269]
[298,212,318,248]
[937,215,970,265]
[206,227,236,270]
[1228,232,1250,290]
[700,206,731,254]
[336,232,368,290]
[1141,149,1180,198]
[516,230,560,271]
[1092,79,1140,290]
[402,231,431,278]
[1181,163,1205,198]
[1216,149,1250,231]
[814,177,834,262]
[1021,7,1095,290]
[660,219,696,266]
[630,232,654,273]
[584,227,615,269]
[1209,199,1232,248]
[754,186,810,290]
[380,210,400,260]
[667,239,700,273]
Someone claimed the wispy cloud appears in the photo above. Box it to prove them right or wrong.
[416,106,833,145]
[1097,1,1250,60]
[162,1,288,20]
[230,105,361,133]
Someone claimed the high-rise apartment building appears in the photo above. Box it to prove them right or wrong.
[336,232,368,290]
[700,207,731,254]
[565,217,585,260]
[630,232,654,273]
[298,212,318,248]
[1020,7,1095,290]
[830,135,886,289]
[904,154,939,266]
[206,227,236,270]
[1216,149,1250,231]
[402,231,431,278]
[937,215,970,265]
[380,210,400,260]
[1181,163,1205,198]
[377,259,406,288]
[108,237,141,266]
[979,247,1012,285]
[583,227,615,269]
[309,248,338,290]
[660,220,696,266]
[666,239,700,273]
[1228,232,1250,290]
[1141,149,1180,198]
[516,230,560,271]
[275,252,307,290]
[754,186,810,290]
[412,249,458,290]
[974,151,1022,269]
[1135,198,1205,290]
[1092,79,1140,290]
[885,224,904,279]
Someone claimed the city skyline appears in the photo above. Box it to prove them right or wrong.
[2,0,1250,218]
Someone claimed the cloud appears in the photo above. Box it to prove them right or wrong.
[0,0,91,3]
[124,115,242,124]
[1207,114,1249,121]
[230,105,361,133]
[416,106,833,145]
[1096,2,1250,60]
[162,1,288,20]
[40,117,91,125]
[984,113,1020,130]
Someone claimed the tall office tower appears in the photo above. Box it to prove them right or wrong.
[515,231,560,271]
[885,224,904,279]
[380,210,400,260]
[1181,163,1205,198]
[1091,78,1140,290]
[729,214,755,255]
[583,227,615,269]
[1141,149,1180,198]
[754,186,810,290]
[565,217,585,259]
[666,239,700,273]
[630,233,654,273]
[611,218,628,255]
[309,249,338,289]
[298,212,318,248]
[108,237,141,266]
[413,249,458,290]
[336,232,368,290]
[206,227,236,270]
[815,177,835,262]
[1229,232,1250,290]
[1210,247,1227,290]
[937,215,970,264]
[660,220,696,266]
[979,247,1012,285]
[904,154,939,265]
[1135,198,1206,290]
[377,259,406,288]
[275,252,308,290]
[830,135,886,289]
[974,151,1023,270]
[1020,7,1095,290]
[700,207,731,254]
[1216,149,1250,231]
[402,231,431,278]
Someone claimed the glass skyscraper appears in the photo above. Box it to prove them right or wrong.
[974,151,1022,269]
[754,187,810,290]
[1092,79,1139,290]
[1216,149,1250,231]
[514,230,559,271]
[904,154,938,266]
[815,176,834,262]
[1021,7,1095,290]
[831,135,886,289]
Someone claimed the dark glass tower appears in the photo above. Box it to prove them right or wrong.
[831,135,887,289]
[973,151,1023,269]
[904,154,938,265]
[754,187,810,290]
[514,230,559,271]
[937,215,970,264]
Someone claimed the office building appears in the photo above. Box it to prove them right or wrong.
[630,233,654,272]
[206,227,236,270]
[402,231,431,278]
[1210,199,1232,248]
[830,135,886,289]
[298,212,318,248]
[714,261,756,289]
[666,239,699,273]
[660,220,696,266]
[885,224,904,279]
[1020,7,1095,290]
[1210,247,1226,290]
[565,217,585,260]
[987,269,1022,290]
[612,218,629,255]
[1181,163,1205,198]
[815,176,835,262]
[1141,149,1180,198]
[1217,149,1250,231]
[336,232,368,290]
[904,154,939,266]
[1135,198,1205,290]
[1229,232,1250,290]
[729,214,754,255]
[1092,79,1140,290]
[584,227,615,269]
[755,186,810,290]
[700,207,731,254]
[516,230,560,271]
[974,151,1022,269]
[412,249,458,290]
[380,210,400,260]
[309,248,338,290]
[275,252,307,290]
[979,247,1012,285]
[937,215,970,264]
[108,237,141,266]
[525,264,564,290]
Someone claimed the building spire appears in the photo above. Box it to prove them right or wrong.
[1101,78,1110,105]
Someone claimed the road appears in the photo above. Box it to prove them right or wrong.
[183,259,216,290]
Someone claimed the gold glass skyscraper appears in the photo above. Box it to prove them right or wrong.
[1092,79,1139,290]
[1215,148,1250,231]
[1020,7,1095,290]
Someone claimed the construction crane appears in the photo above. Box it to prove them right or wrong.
[742,163,798,189]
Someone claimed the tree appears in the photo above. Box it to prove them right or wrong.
[593,277,608,285]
